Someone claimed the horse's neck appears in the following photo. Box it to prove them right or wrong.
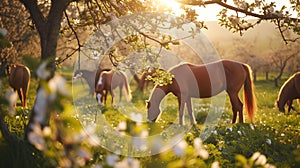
[151,86,169,104]
[278,80,294,105]
[82,70,95,79]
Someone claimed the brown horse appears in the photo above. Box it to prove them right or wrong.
[95,70,132,106]
[276,72,300,113]
[73,68,110,95]
[147,60,256,125]
[8,64,30,107]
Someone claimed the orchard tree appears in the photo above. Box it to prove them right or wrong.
[271,42,300,87]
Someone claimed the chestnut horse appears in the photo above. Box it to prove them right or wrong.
[8,64,30,107]
[276,72,300,113]
[147,60,256,125]
[95,70,132,106]
[73,68,110,95]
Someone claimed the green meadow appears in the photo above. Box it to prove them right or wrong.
[0,69,299,167]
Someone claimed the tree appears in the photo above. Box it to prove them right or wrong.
[271,42,300,87]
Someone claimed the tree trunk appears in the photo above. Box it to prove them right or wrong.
[253,69,257,82]
[19,0,72,139]
[265,71,269,80]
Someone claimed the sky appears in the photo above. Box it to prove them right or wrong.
[158,0,292,21]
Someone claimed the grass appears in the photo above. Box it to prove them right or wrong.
[0,70,300,167]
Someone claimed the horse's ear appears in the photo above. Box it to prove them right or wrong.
[146,100,151,108]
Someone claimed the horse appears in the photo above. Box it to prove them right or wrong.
[95,70,132,106]
[73,68,110,95]
[147,60,256,125]
[7,64,30,107]
[276,72,300,113]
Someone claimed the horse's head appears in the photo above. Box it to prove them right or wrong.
[73,70,82,80]
[276,100,285,112]
[146,100,160,122]
[96,92,103,106]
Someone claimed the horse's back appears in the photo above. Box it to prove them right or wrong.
[9,64,30,89]
[293,72,300,94]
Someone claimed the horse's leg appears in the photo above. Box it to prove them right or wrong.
[22,86,28,108]
[287,100,294,113]
[186,97,195,125]
[119,85,123,105]
[102,90,107,106]
[228,92,243,123]
[17,89,23,107]
[298,99,300,113]
[177,96,185,125]
[110,89,114,106]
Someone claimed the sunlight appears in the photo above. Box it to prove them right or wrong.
[155,0,294,21]
[155,0,185,15]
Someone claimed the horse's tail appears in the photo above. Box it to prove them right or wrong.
[123,74,132,101]
[243,64,257,123]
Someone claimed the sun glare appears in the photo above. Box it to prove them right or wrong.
[154,0,294,21]
[156,0,185,16]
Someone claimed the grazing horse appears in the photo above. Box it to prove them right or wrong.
[147,60,256,125]
[276,72,300,113]
[95,70,132,106]
[73,68,110,95]
[7,64,30,107]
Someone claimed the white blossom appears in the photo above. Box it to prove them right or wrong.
[106,154,119,166]
[37,62,51,80]
[33,89,48,123]
[255,154,267,165]
[132,137,148,151]
[48,75,69,97]
[173,140,187,156]
[5,89,18,116]
[0,28,7,36]
[76,147,92,161]
[117,121,127,131]
[211,161,220,168]
[42,126,52,137]
[194,137,209,159]
[130,112,143,123]
[28,123,46,151]
[251,152,267,166]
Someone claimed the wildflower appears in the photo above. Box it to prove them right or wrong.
[266,138,272,145]
[76,147,92,161]
[250,124,255,130]
[211,161,220,168]
[251,152,267,166]
[194,137,209,159]
[130,112,143,123]
[132,137,148,151]
[250,152,261,161]
[173,140,187,156]
[255,154,267,165]
[117,121,127,131]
